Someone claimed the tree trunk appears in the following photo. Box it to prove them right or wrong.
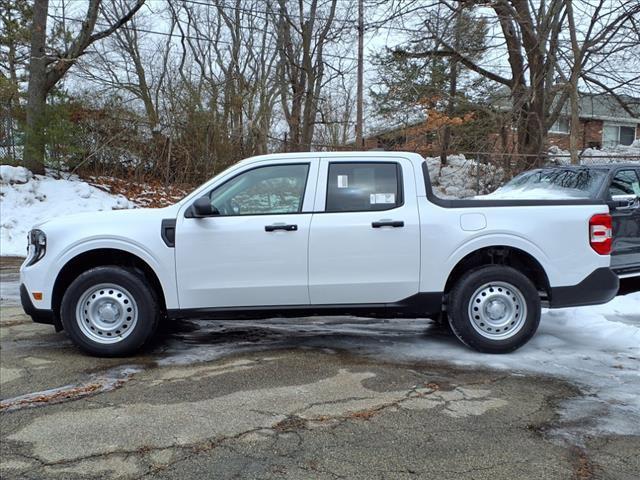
[23,0,49,175]
[513,83,546,167]
[441,5,462,166]
[569,83,580,164]
[566,0,581,165]
[441,66,456,166]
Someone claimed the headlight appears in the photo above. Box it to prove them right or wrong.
[25,229,47,266]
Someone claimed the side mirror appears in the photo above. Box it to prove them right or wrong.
[610,194,639,211]
[189,197,220,218]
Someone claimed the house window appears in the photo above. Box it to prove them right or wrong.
[602,123,636,147]
[550,117,569,134]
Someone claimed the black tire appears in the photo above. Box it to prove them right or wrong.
[60,266,159,356]
[447,265,541,354]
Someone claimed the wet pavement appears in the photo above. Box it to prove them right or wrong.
[1,257,639,479]
[0,257,20,306]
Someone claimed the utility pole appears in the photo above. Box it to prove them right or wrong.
[355,0,364,150]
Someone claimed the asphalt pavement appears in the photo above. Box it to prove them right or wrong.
[1,257,638,479]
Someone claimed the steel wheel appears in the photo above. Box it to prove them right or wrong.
[467,281,527,340]
[75,283,139,344]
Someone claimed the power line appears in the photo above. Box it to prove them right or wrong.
[46,9,640,75]
[45,13,525,73]
[365,21,640,46]
[47,13,360,62]
[179,0,358,27]
[48,0,640,47]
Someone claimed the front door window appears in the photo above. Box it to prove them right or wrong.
[209,164,309,216]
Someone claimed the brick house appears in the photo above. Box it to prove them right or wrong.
[545,94,639,150]
[358,93,639,154]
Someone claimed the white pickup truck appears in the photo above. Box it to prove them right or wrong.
[20,152,619,356]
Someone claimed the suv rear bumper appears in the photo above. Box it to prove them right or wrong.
[549,267,619,308]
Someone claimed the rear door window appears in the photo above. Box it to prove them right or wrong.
[326,163,402,212]
[609,169,640,197]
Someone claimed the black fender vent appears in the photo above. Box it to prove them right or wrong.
[161,219,176,247]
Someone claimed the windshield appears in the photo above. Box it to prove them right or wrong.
[483,168,607,200]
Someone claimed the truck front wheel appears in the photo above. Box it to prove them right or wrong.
[60,266,159,356]
[447,265,541,353]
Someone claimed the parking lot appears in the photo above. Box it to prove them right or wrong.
[1,257,639,479]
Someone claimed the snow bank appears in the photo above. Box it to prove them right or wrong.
[0,166,134,257]
[581,141,640,163]
[425,154,504,198]
[0,165,33,184]
[548,142,640,165]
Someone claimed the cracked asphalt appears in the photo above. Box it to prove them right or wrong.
[1,257,638,479]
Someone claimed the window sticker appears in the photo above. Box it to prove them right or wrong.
[337,175,349,188]
[370,193,395,204]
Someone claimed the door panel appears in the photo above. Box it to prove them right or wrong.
[176,214,312,308]
[175,159,318,309]
[609,169,640,273]
[308,158,420,304]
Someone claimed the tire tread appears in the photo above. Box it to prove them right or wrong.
[60,265,159,356]
[447,265,541,354]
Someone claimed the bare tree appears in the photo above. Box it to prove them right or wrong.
[558,0,640,163]
[315,78,355,147]
[78,0,174,137]
[176,0,281,167]
[390,0,640,161]
[275,0,350,151]
[23,0,144,173]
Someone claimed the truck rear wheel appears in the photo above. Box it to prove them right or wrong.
[447,265,540,353]
[60,266,159,356]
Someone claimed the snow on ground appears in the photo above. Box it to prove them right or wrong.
[549,140,640,165]
[425,154,504,198]
[581,139,640,162]
[0,165,134,257]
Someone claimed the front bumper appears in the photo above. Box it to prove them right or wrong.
[549,267,619,308]
[20,284,59,328]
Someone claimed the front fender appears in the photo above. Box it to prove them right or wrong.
[21,237,177,311]
[55,237,177,309]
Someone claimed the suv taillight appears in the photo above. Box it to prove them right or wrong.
[589,213,612,255]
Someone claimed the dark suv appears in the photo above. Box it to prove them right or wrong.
[494,163,640,278]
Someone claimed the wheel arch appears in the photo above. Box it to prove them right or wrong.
[444,246,551,300]
[52,248,167,326]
